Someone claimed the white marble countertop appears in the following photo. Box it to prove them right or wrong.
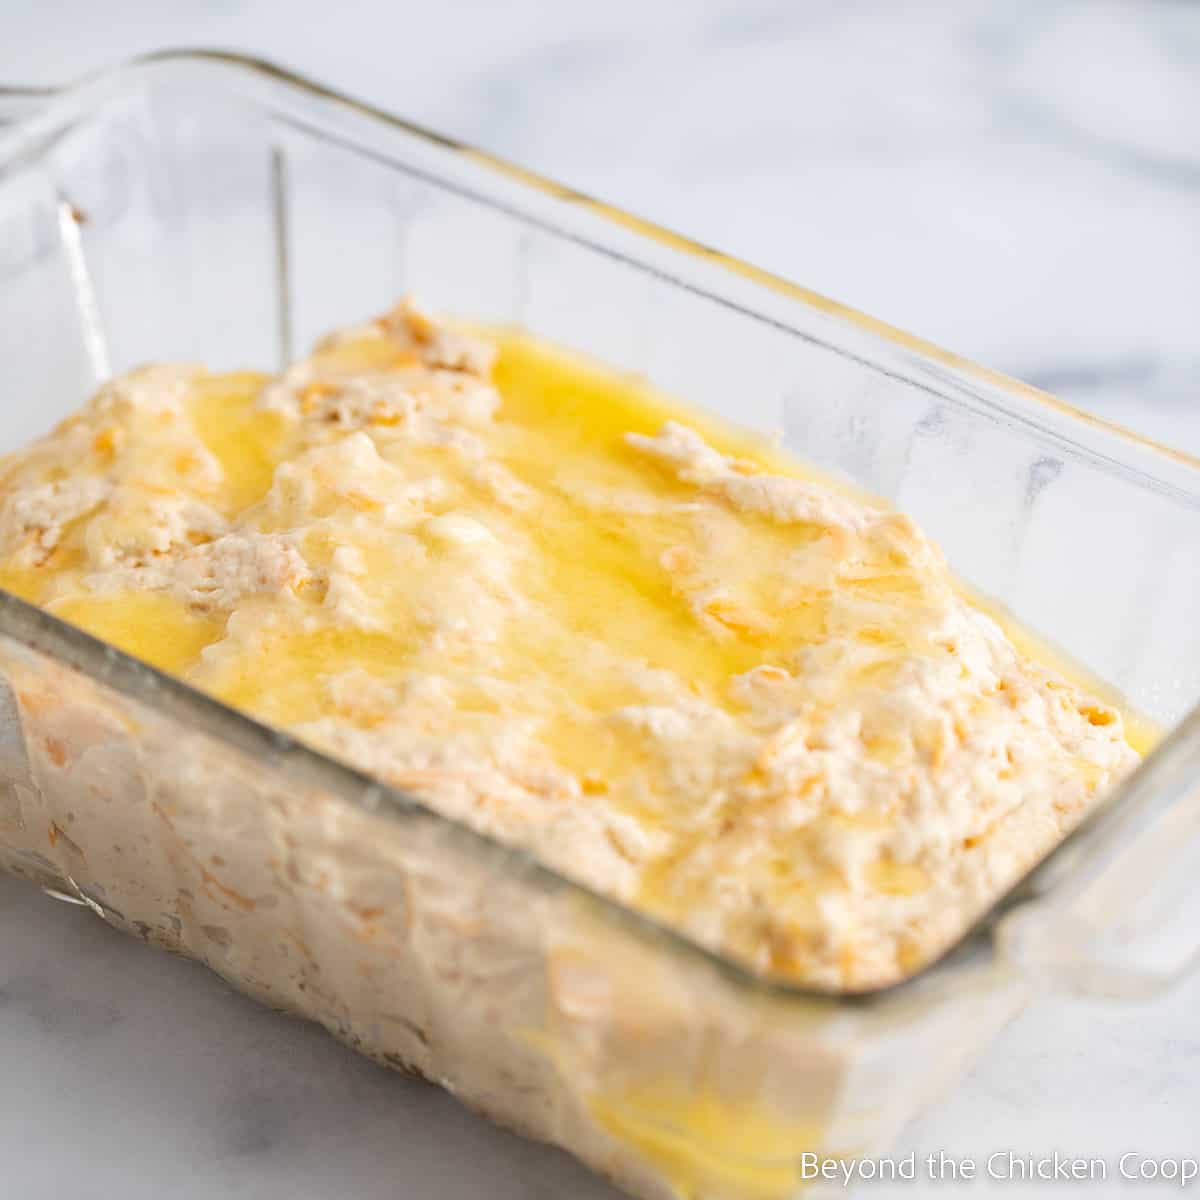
[2,2,1198,1197]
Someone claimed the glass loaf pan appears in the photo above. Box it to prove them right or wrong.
[1,51,1199,1200]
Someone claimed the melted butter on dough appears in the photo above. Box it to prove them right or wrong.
[0,298,1146,990]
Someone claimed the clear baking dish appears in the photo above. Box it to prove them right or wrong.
[1,51,1199,1200]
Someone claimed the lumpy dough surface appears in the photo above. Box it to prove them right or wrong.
[0,301,1141,989]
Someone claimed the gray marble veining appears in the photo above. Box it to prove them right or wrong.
[1,2,1198,1197]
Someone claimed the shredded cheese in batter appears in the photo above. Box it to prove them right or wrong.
[0,300,1143,989]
